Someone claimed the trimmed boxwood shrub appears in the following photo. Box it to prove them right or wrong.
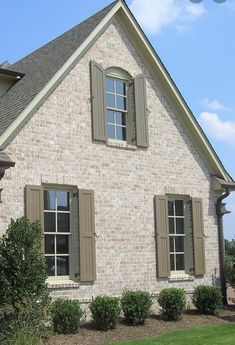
[121,290,152,325]
[158,288,186,321]
[89,296,121,330]
[50,298,83,334]
[192,285,222,315]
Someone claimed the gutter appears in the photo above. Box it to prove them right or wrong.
[216,188,231,305]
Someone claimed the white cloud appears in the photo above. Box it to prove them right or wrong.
[199,112,235,147]
[200,98,229,111]
[129,0,206,35]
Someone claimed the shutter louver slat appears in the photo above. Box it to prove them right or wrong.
[134,75,148,147]
[154,195,170,278]
[192,198,205,276]
[79,189,96,282]
[90,61,106,141]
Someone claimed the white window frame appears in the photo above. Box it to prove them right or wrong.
[105,68,130,142]
[168,197,187,276]
[44,187,73,282]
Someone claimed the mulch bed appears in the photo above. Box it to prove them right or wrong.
[49,306,235,345]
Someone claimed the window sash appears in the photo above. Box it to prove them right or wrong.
[168,198,186,273]
[44,189,71,278]
[106,75,128,141]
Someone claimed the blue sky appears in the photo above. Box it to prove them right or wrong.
[1,0,234,239]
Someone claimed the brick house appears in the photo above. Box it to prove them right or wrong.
[0,0,234,309]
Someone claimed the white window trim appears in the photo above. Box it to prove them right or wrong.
[44,188,74,281]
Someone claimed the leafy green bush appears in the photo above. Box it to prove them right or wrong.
[192,285,222,314]
[89,296,121,330]
[121,290,152,325]
[1,302,51,345]
[0,218,50,336]
[50,298,83,334]
[0,218,50,309]
[2,323,45,345]
[158,288,186,321]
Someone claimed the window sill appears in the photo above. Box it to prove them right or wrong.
[168,275,194,282]
[47,281,80,289]
[106,139,137,150]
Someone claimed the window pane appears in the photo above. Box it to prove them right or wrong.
[106,78,114,93]
[107,94,115,108]
[115,112,126,125]
[168,200,174,216]
[57,256,69,276]
[45,256,55,276]
[57,191,69,211]
[116,96,126,110]
[44,213,56,232]
[176,218,184,234]
[175,237,184,252]
[44,235,55,254]
[170,254,175,271]
[57,235,69,254]
[169,218,174,234]
[116,80,126,95]
[44,190,55,210]
[175,200,184,216]
[57,213,70,232]
[176,254,185,270]
[116,126,126,141]
[107,110,114,124]
[108,124,115,139]
[170,237,174,252]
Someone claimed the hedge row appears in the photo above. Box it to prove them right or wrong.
[50,285,223,333]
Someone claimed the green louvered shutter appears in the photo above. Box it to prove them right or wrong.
[134,74,148,147]
[154,195,170,278]
[25,185,44,252]
[25,185,43,224]
[79,189,96,282]
[90,61,106,141]
[192,198,205,276]
[126,80,136,145]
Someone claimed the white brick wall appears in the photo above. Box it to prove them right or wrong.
[0,18,220,312]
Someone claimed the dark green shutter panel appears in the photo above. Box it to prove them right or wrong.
[126,80,136,145]
[134,74,148,147]
[79,189,96,282]
[154,195,170,278]
[90,61,106,141]
[25,185,43,224]
[192,198,205,276]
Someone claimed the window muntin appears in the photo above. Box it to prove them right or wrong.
[106,76,127,141]
[44,190,71,277]
[168,198,186,273]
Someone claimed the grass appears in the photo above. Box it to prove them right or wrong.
[1,324,45,345]
[106,324,235,345]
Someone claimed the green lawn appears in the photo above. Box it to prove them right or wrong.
[106,324,235,345]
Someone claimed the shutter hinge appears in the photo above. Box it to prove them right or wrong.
[73,192,79,198]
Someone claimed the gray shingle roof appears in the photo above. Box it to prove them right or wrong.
[0,1,118,138]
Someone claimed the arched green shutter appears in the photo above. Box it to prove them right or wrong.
[154,195,170,278]
[134,74,148,147]
[90,61,106,141]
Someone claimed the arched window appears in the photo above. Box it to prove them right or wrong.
[105,68,131,141]
[90,61,149,147]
